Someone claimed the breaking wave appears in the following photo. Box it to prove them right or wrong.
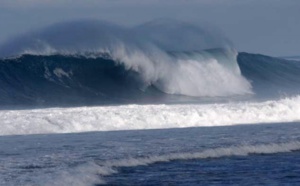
[0,19,300,106]
[1,95,300,136]
[0,19,254,106]
[0,49,252,105]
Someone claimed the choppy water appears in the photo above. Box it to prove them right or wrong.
[1,19,300,186]
[1,122,300,185]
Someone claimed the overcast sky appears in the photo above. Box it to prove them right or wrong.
[0,0,299,56]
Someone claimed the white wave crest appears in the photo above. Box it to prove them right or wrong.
[1,96,300,136]
[112,45,252,97]
[101,141,300,167]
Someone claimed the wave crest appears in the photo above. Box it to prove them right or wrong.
[43,141,300,186]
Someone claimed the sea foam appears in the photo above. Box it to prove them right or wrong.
[1,96,300,136]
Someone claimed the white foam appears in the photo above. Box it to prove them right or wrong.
[53,68,72,78]
[45,141,300,186]
[1,96,300,136]
[43,162,115,186]
[111,45,252,97]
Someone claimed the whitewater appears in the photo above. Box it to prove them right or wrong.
[1,96,300,136]
[1,19,300,185]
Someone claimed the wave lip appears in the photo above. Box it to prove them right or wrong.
[1,96,300,136]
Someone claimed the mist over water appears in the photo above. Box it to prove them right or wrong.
[0,19,254,104]
[0,19,232,57]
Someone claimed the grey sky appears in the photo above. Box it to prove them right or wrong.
[0,0,299,56]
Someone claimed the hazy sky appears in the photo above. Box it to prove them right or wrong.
[0,0,299,56]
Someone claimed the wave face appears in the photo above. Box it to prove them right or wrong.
[238,52,300,97]
[0,54,157,105]
[0,20,299,106]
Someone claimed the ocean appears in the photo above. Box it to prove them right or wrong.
[0,19,300,185]
[1,123,300,185]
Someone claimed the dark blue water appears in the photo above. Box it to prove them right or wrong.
[1,122,300,185]
[105,152,300,186]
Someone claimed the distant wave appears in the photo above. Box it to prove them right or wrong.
[1,96,300,136]
[44,141,300,186]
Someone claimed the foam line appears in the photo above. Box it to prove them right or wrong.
[1,96,300,136]
[45,141,300,186]
[101,141,300,168]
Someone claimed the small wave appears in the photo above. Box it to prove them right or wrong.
[44,141,300,186]
[101,141,300,168]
